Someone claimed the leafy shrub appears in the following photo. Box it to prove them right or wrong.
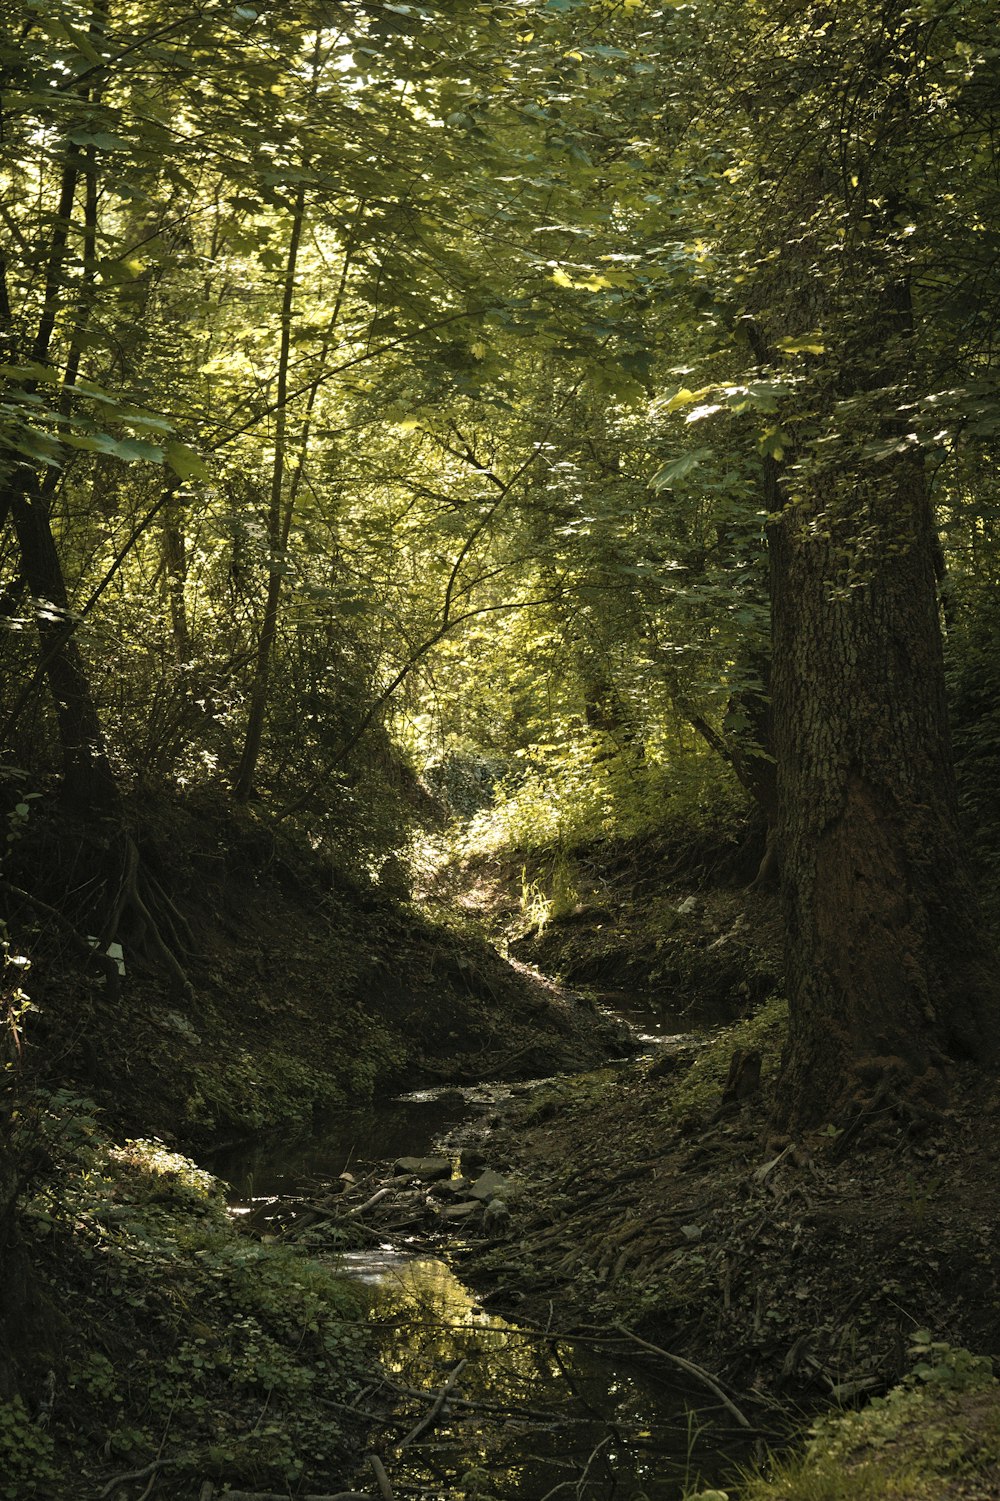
[461,737,750,859]
[0,1397,59,1501]
[11,1112,371,1497]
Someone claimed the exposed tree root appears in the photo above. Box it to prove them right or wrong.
[99,835,193,1000]
[5,825,194,1002]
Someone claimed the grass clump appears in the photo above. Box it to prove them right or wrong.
[689,1343,999,1501]
[667,995,789,1119]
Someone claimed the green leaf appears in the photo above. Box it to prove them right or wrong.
[756,426,789,461]
[164,441,210,482]
[650,448,714,489]
[61,432,164,463]
[663,385,713,413]
[777,333,825,356]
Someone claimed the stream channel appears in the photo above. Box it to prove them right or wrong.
[210,994,750,1501]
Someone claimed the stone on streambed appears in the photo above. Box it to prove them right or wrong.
[437,1200,483,1221]
[469,1169,509,1203]
[429,1176,473,1199]
[483,1198,510,1235]
[393,1156,452,1181]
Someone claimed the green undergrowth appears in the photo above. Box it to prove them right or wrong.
[666,994,789,1120]
[689,1341,1000,1501]
[455,738,751,869]
[175,1004,406,1139]
[1,1094,370,1500]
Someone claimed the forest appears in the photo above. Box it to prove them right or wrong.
[2,0,1000,1497]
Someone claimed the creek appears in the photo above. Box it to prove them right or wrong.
[210,992,749,1501]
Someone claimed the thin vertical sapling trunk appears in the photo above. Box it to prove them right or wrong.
[1,135,120,813]
[0,37,194,992]
[232,180,307,802]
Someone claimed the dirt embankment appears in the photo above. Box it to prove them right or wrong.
[432,829,784,1015]
[5,792,630,1150]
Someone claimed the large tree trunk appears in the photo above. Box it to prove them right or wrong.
[769,448,998,1127]
[737,1,1000,1127]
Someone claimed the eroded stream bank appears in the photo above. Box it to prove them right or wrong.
[212,993,760,1500]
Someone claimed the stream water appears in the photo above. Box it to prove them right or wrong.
[211,992,748,1501]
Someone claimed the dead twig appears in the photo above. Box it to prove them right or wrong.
[373,1371,594,1426]
[397,1358,467,1451]
[99,1459,174,1497]
[611,1323,753,1429]
[577,1433,613,1497]
[351,1186,395,1217]
[368,1452,395,1501]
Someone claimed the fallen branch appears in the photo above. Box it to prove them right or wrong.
[611,1323,753,1429]
[368,1452,395,1501]
[350,1186,395,1217]
[397,1358,467,1451]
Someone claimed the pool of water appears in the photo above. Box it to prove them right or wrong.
[211,992,750,1498]
[209,1091,478,1197]
[348,1244,746,1500]
[597,989,740,1047]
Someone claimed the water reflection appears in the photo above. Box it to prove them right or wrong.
[210,990,750,1498]
[344,1246,742,1501]
[598,990,737,1047]
[208,1094,475,1196]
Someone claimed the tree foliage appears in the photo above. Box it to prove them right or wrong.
[2,0,999,1104]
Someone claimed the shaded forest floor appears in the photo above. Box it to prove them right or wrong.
[6,799,1000,1499]
[460,1021,1000,1403]
[437,835,1000,1499]
[1,791,630,1498]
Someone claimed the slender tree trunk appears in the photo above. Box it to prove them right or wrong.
[160,485,191,668]
[686,649,778,885]
[0,34,118,813]
[232,182,306,802]
[6,474,119,812]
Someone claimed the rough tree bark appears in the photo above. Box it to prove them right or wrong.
[736,1,1000,1130]
[767,442,998,1128]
